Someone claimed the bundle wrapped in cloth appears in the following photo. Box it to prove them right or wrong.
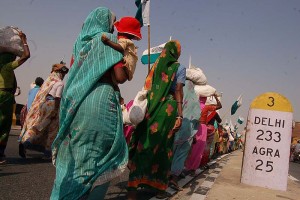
[186,64,218,97]
[194,84,216,97]
[123,89,148,126]
[205,94,221,105]
[0,26,24,56]
[186,64,207,85]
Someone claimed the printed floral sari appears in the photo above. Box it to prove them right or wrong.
[128,40,181,192]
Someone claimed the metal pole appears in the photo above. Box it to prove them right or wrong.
[148,24,150,73]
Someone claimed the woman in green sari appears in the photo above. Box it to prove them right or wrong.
[51,7,128,200]
[127,40,185,199]
[0,31,30,164]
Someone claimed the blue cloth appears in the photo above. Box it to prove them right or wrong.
[170,64,186,92]
[27,86,40,111]
[51,7,126,200]
[171,80,201,176]
[174,80,200,144]
[51,84,126,200]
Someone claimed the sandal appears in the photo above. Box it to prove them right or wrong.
[169,179,183,191]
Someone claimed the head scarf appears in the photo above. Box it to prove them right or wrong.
[144,40,181,114]
[51,63,66,73]
[52,7,123,152]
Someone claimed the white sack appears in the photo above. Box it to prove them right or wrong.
[186,65,207,85]
[128,89,148,126]
[194,84,216,97]
[205,95,221,105]
[123,108,132,125]
[0,26,24,57]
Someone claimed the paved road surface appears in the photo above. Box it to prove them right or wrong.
[1,129,299,200]
[0,130,161,200]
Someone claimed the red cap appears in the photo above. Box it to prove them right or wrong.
[114,17,142,40]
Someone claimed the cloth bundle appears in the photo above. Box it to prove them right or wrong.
[186,65,216,97]
[186,65,207,85]
[194,85,216,97]
[0,26,24,56]
[123,89,148,126]
[205,95,221,105]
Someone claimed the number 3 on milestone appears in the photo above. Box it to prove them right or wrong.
[241,92,293,191]
[267,96,274,107]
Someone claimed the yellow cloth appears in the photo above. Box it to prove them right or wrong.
[118,38,138,81]
[0,60,18,88]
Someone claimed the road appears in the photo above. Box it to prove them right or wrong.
[0,129,158,200]
[289,161,300,181]
[1,129,299,200]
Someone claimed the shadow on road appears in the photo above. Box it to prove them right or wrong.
[4,156,52,165]
[0,171,27,177]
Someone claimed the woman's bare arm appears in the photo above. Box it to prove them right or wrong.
[214,93,222,110]
[175,83,184,117]
[173,83,184,132]
[16,32,30,66]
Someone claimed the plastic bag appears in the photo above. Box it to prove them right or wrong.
[122,100,133,125]
[0,26,24,57]
[194,84,216,97]
[128,89,148,126]
[186,65,207,85]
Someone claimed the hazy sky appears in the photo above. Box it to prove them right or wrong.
[1,0,299,124]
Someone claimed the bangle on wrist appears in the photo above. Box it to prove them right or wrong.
[23,43,28,46]
[176,116,183,119]
[177,101,183,104]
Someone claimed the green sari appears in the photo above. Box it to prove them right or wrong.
[0,54,17,158]
[128,40,181,192]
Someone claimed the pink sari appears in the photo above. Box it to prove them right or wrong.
[200,124,215,167]
[123,100,134,144]
[185,97,207,171]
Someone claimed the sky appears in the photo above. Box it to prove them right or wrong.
[1,0,299,124]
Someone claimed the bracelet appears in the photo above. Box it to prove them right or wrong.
[176,116,183,119]
[177,101,183,104]
[23,44,28,46]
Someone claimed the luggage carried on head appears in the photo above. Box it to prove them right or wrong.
[186,65,207,85]
[0,26,24,57]
[194,84,216,97]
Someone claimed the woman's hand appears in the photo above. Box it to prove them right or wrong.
[101,34,109,44]
[16,30,30,66]
[17,31,27,43]
[172,117,182,132]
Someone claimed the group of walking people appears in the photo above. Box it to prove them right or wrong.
[0,6,237,200]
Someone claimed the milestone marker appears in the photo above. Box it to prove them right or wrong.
[241,92,293,191]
